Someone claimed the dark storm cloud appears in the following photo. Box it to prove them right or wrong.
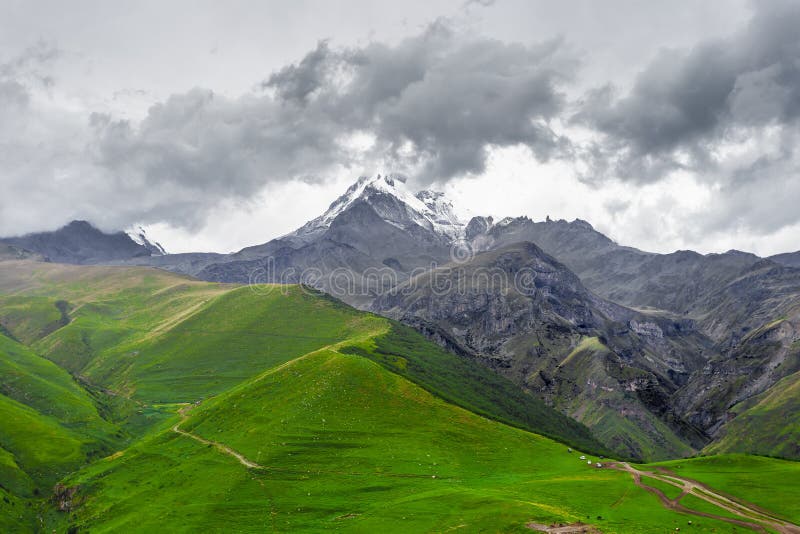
[88,20,576,218]
[575,0,800,186]
[335,26,573,182]
[86,88,347,229]
[263,40,334,103]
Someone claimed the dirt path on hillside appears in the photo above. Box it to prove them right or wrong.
[610,462,800,534]
[172,404,265,469]
[168,346,342,471]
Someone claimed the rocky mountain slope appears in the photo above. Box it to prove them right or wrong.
[0,243,42,262]
[704,369,800,458]
[465,215,763,315]
[770,251,800,268]
[463,216,800,454]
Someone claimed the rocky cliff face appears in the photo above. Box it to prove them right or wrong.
[373,242,713,460]
[671,262,800,437]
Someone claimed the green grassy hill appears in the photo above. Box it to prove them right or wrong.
[61,349,741,533]
[0,333,120,494]
[1,260,798,532]
[0,333,117,441]
[342,325,604,455]
[0,261,602,451]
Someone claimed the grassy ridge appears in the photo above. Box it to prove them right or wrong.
[0,333,116,440]
[75,286,385,402]
[342,324,607,456]
[0,296,65,345]
[0,332,120,498]
[0,394,89,489]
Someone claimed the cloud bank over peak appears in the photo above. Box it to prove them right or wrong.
[86,21,577,216]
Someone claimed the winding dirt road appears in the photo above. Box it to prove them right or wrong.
[610,462,800,534]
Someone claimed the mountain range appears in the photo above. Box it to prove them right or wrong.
[2,173,799,462]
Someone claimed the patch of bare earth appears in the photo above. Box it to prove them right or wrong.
[526,522,601,533]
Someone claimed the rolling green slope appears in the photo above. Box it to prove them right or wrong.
[0,394,89,488]
[0,444,35,497]
[0,260,606,531]
[0,333,116,441]
[0,332,120,502]
[0,296,67,346]
[67,287,385,402]
[342,325,606,455]
[61,349,739,533]
[0,480,36,533]
[705,370,800,459]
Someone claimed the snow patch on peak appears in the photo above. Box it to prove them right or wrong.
[415,189,463,229]
[126,226,167,255]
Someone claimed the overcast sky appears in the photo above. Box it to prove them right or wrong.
[1,0,799,256]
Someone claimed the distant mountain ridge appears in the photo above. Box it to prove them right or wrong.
[0,220,165,264]
[770,251,800,268]
[184,174,467,306]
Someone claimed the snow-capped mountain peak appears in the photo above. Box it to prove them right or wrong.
[290,174,465,242]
